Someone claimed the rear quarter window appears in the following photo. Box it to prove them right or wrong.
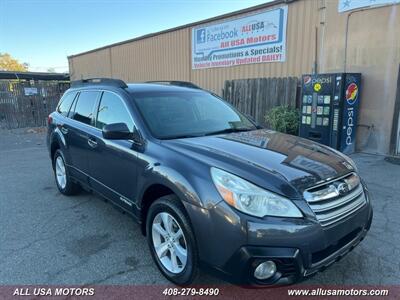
[57,92,77,117]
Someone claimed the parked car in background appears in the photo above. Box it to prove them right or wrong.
[47,78,373,286]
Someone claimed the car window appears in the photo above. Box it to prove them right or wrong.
[133,91,255,139]
[96,91,135,131]
[57,92,77,117]
[71,91,99,125]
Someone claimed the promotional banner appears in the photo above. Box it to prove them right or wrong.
[338,0,400,12]
[192,6,287,70]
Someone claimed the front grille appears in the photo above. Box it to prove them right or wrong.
[304,173,366,227]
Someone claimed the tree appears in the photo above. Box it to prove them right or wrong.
[0,53,28,72]
[47,67,56,73]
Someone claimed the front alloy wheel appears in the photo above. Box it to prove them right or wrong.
[146,195,198,285]
[152,212,188,274]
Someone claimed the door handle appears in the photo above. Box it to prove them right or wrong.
[60,126,68,135]
[87,138,98,148]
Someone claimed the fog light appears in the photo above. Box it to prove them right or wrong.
[254,260,277,280]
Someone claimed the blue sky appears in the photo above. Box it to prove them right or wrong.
[1,0,269,72]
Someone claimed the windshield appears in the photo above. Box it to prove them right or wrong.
[132,91,256,139]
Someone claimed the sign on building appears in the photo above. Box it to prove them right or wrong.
[192,6,288,70]
[338,0,400,12]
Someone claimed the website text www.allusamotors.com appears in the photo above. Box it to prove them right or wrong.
[288,288,389,297]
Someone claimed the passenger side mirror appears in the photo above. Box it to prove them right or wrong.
[102,123,132,140]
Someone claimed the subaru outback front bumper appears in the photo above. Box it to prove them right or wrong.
[204,189,373,286]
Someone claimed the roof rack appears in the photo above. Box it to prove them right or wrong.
[71,78,128,88]
[146,81,202,89]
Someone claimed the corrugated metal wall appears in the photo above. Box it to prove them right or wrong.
[68,0,320,94]
[69,48,112,80]
[111,28,191,82]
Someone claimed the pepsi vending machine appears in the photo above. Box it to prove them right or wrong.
[299,73,361,154]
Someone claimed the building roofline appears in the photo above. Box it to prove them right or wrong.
[0,71,69,81]
[68,0,295,59]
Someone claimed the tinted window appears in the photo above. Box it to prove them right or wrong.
[96,92,134,131]
[133,91,255,139]
[57,92,76,117]
[72,91,99,125]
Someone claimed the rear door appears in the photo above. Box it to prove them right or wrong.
[86,90,139,211]
[66,90,100,183]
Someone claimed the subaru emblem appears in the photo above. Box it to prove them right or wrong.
[337,182,349,195]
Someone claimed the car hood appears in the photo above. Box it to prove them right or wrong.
[162,129,355,192]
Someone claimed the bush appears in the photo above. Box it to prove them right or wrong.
[265,105,299,135]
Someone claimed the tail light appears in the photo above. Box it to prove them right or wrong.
[47,115,53,125]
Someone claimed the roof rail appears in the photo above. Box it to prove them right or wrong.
[146,80,201,89]
[71,78,128,88]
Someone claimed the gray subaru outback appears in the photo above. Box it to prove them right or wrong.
[47,78,373,286]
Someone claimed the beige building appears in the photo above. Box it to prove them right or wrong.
[68,0,400,156]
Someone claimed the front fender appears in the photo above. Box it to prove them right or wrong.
[137,163,225,266]
[136,164,204,209]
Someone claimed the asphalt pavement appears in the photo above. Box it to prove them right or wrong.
[0,128,399,286]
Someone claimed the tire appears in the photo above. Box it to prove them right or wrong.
[146,195,199,285]
[53,149,80,195]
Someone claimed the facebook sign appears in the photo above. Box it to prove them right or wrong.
[196,29,206,44]
[192,6,288,69]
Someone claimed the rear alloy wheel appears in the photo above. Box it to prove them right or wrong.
[146,195,198,285]
[53,149,80,195]
[55,156,67,189]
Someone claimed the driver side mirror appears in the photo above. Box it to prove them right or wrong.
[102,123,132,140]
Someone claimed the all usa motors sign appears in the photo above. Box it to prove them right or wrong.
[192,6,288,69]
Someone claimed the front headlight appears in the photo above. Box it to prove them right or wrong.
[210,167,302,218]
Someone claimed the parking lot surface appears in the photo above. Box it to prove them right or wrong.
[0,128,399,286]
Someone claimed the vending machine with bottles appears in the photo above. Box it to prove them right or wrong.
[299,73,361,154]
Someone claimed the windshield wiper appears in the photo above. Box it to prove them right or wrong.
[161,134,204,140]
[203,127,254,136]
[161,128,254,139]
